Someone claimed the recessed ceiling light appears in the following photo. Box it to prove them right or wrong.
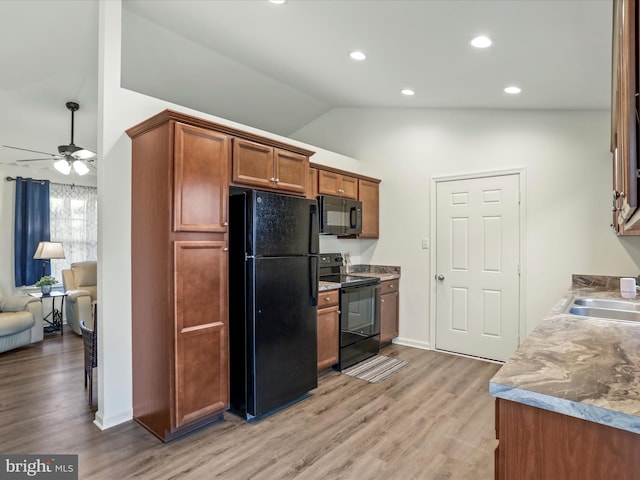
[470,35,492,48]
[350,51,366,61]
[269,0,287,4]
[401,89,415,96]
[504,86,522,94]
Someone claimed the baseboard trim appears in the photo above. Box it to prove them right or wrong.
[393,337,431,350]
[93,408,133,430]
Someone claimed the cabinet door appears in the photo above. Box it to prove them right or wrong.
[318,170,341,196]
[232,138,275,189]
[358,179,379,238]
[611,0,639,232]
[173,123,229,232]
[174,240,229,428]
[317,305,339,370]
[380,290,399,344]
[274,149,308,194]
[306,167,318,200]
[340,175,358,199]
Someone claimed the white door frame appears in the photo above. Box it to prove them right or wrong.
[429,168,527,359]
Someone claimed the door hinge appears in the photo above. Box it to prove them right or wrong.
[517,264,521,275]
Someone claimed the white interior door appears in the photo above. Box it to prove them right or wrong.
[435,174,520,362]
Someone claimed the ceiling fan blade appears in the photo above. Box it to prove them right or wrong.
[3,145,58,157]
[16,158,60,162]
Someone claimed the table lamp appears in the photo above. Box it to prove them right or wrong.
[33,241,66,278]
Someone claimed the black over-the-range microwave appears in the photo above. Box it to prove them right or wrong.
[317,195,363,235]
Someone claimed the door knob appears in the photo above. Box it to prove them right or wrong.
[437,274,445,281]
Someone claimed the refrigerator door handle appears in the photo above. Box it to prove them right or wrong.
[309,203,319,254]
[310,255,319,306]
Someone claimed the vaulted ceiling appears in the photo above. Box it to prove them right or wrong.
[0,0,612,172]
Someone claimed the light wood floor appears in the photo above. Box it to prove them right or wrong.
[0,329,500,480]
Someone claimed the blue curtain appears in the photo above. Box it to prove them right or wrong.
[14,177,50,286]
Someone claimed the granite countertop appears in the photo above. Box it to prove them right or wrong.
[319,281,340,292]
[349,265,401,282]
[490,275,640,434]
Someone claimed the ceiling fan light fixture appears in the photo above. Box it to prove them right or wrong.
[54,159,71,175]
[71,148,96,160]
[72,160,90,176]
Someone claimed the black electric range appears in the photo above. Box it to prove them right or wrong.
[319,253,381,370]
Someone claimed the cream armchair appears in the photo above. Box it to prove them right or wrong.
[62,261,97,335]
[0,295,44,353]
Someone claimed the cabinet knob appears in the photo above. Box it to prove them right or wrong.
[325,297,331,301]
[381,299,385,303]
[389,284,394,288]
[223,247,229,252]
[270,177,276,182]
[275,178,280,183]
[223,222,228,226]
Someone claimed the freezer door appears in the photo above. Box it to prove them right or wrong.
[248,190,319,256]
[247,256,318,417]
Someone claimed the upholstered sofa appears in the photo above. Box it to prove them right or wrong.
[0,295,44,353]
[62,261,96,335]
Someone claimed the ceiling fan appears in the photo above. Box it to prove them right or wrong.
[3,101,96,176]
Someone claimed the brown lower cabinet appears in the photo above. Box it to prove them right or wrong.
[380,279,400,344]
[495,398,640,480]
[317,289,339,370]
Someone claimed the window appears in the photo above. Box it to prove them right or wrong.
[49,183,98,282]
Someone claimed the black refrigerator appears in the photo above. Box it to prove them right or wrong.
[228,189,319,420]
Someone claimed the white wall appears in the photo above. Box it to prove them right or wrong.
[292,107,640,346]
[0,164,96,297]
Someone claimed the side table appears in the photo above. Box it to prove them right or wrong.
[29,291,67,335]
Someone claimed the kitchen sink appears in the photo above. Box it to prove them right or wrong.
[566,306,640,322]
[564,297,640,323]
[573,297,640,311]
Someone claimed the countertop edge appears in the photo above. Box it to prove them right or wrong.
[490,382,640,435]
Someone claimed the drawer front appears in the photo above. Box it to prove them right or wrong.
[381,279,399,295]
[318,289,339,308]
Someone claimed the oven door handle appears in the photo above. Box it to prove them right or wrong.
[373,284,382,334]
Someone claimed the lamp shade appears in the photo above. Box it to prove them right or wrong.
[33,241,66,260]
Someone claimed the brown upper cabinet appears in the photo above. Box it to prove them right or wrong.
[611,0,640,234]
[358,179,380,238]
[307,167,319,200]
[318,170,358,199]
[232,138,308,195]
[174,123,229,232]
